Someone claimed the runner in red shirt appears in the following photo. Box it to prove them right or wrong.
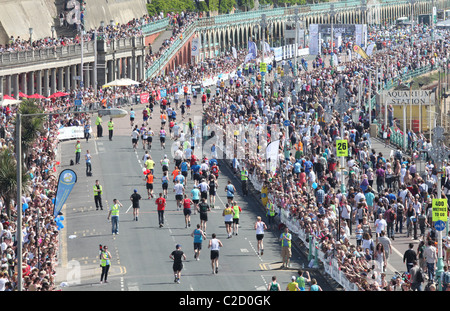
[155,193,166,228]
[183,194,193,228]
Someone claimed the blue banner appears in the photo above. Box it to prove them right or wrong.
[53,169,77,217]
[160,88,167,98]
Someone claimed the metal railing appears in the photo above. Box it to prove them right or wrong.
[140,17,169,35]
[0,36,145,68]
[145,21,197,79]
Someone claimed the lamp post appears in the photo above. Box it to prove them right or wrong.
[428,126,450,291]
[335,86,351,196]
[293,8,300,76]
[259,14,271,98]
[329,4,335,67]
[29,27,33,45]
[409,0,415,45]
[280,63,297,159]
[51,26,55,40]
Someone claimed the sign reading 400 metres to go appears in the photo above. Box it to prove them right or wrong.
[432,199,448,222]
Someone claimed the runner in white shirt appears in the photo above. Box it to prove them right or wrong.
[173,180,185,210]
[254,216,267,256]
[208,233,223,274]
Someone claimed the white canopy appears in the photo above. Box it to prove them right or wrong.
[102,78,140,88]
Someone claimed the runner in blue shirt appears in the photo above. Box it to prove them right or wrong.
[191,185,201,211]
[191,224,206,260]
[191,162,201,182]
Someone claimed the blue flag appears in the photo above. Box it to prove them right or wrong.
[53,169,77,217]
[248,41,257,58]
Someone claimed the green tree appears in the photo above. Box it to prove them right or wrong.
[0,148,31,218]
[17,99,46,154]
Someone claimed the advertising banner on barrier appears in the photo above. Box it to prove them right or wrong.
[140,92,149,104]
[57,126,91,140]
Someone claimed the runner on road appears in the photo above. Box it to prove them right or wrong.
[160,127,166,149]
[191,224,207,261]
[161,171,169,198]
[232,201,242,236]
[198,198,210,234]
[183,194,193,228]
[208,175,218,209]
[174,179,185,211]
[155,193,166,228]
[225,181,236,204]
[130,189,142,221]
[208,233,223,274]
[169,244,186,284]
[144,171,155,199]
[255,216,267,255]
[223,204,235,239]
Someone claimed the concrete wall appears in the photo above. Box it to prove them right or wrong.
[83,0,147,30]
[0,0,57,44]
[0,0,148,45]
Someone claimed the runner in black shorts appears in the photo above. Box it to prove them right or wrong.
[169,244,186,284]
[198,198,210,233]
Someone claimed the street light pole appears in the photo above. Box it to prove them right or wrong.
[294,8,299,76]
[335,86,350,196]
[429,126,450,291]
[330,4,335,68]
[15,113,23,291]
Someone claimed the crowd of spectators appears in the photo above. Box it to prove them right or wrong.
[0,10,188,54]
[202,24,450,291]
[1,16,450,291]
[144,12,199,68]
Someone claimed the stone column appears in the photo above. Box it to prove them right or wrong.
[20,73,27,95]
[64,66,71,91]
[0,76,4,100]
[36,70,42,95]
[43,69,49,97]
[27,71,35,95]
[5,75,11,96]
[12,74,19,99]
[57,67,63,92]
[71,64,77,90]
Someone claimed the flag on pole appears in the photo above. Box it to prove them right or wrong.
[232,46,237,59]
[248,41,258,58]
[53,169,77,217]
[353,44,369,60]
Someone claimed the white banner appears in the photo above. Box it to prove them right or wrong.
[309,24,319,55]
[57,126,91,140]
[365,43,375,56]
[266,140,280,173]
[191,37,200,56]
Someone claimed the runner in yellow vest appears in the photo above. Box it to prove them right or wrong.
[286,276,300,291]
[100,245,112,283]
[240,168,248,196]
[266,199,276,229]
[108,118,114,141]
[96,114,103,137]
[93,180,103,210]
[107,199,123,235]
[232,201,242,236]
[75,141,81,164]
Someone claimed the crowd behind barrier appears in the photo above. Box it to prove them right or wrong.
[1,21,450,291]
[202,24,450,291]
[0,10,186,54]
